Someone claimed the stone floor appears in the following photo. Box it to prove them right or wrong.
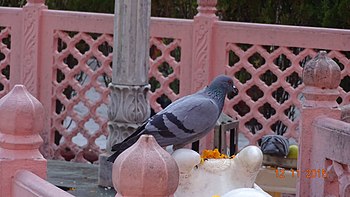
[47,160,116,197]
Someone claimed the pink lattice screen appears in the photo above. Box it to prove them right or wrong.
[148,19,193,115]
[149,37,181,113]
[52,30,113,161]
[213,22,350,145]
[0,26,11,98]
[47,16,193,161]
[225,46,350,143]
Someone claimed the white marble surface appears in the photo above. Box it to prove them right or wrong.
[172,146,271,197]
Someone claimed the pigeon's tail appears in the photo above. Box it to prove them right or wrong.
[107,123,146,162]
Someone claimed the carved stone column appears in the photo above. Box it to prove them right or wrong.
[99,0,151,187]
[107,0,151,152]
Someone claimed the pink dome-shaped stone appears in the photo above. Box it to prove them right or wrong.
[303,51,341,89]
[112,135,179,196]
[0,85,44,150]
[0,85,44,135]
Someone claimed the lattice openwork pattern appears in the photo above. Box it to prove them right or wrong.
[0,26,11,98]
[149,37,181,114]
[325,159,350,196]
[52,30,113,162]
[224,44,350,145]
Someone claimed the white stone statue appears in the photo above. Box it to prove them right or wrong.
[172,146,271,197]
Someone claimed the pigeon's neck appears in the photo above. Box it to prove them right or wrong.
[207,88,226,110]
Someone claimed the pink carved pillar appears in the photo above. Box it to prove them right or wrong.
[192,0,219,151]
[297,51,341,196]
[21,0,50,159]
[0,85,46,197]
[112,135,179,197]
[20,0,47,97]
[191,0,218,92]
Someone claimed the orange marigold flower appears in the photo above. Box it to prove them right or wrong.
[200,148,234,160]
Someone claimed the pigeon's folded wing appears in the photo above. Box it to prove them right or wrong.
[145,95,220,146]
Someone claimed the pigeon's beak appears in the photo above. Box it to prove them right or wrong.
[227,85,238,99]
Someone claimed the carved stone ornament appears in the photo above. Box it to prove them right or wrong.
[193,20,210,91]
[22,7,39,95]
[106,122,140,153]
[108,83,150,124]
[302,51,341,108]
[192,0,218,92]
[325,161,350,197]
[197,0,218,16]
[21,1,47,96]
[303,51,341,89]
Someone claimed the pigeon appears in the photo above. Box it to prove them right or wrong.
[107,75,238,162]
[260,135,289,157]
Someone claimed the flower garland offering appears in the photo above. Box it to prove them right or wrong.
[201,148,235,160]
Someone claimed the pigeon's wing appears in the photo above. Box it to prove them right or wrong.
[144,94,221,146]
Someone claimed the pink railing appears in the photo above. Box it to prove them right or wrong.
[297,52,350,196]
[13,170,74,197]
[0,0,350,162]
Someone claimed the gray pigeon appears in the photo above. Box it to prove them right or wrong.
[107,75,238,162]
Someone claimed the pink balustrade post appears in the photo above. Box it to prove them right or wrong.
[21,0,51,157]
[191,0,219,92]
[20,0,47,97]
[297,51,342,196]
[112,135,179,197]
[0,85,47,197]
[192,0,219,152]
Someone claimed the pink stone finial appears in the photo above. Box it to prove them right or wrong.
[0,85,44,150]
[303,51,341,89]
[197,0,217,16]
[112,135,179,197]
[0,85,46,196]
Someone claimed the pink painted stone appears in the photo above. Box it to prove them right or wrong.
[297,51,348,196]
[13,170,74,197]
[302,51,341,108]
[197,0,217,16]
[303,51,341,89]
[0,85,46,196]
[0,85,44,138]
[26,0,45,4]
[112,135,179,197]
